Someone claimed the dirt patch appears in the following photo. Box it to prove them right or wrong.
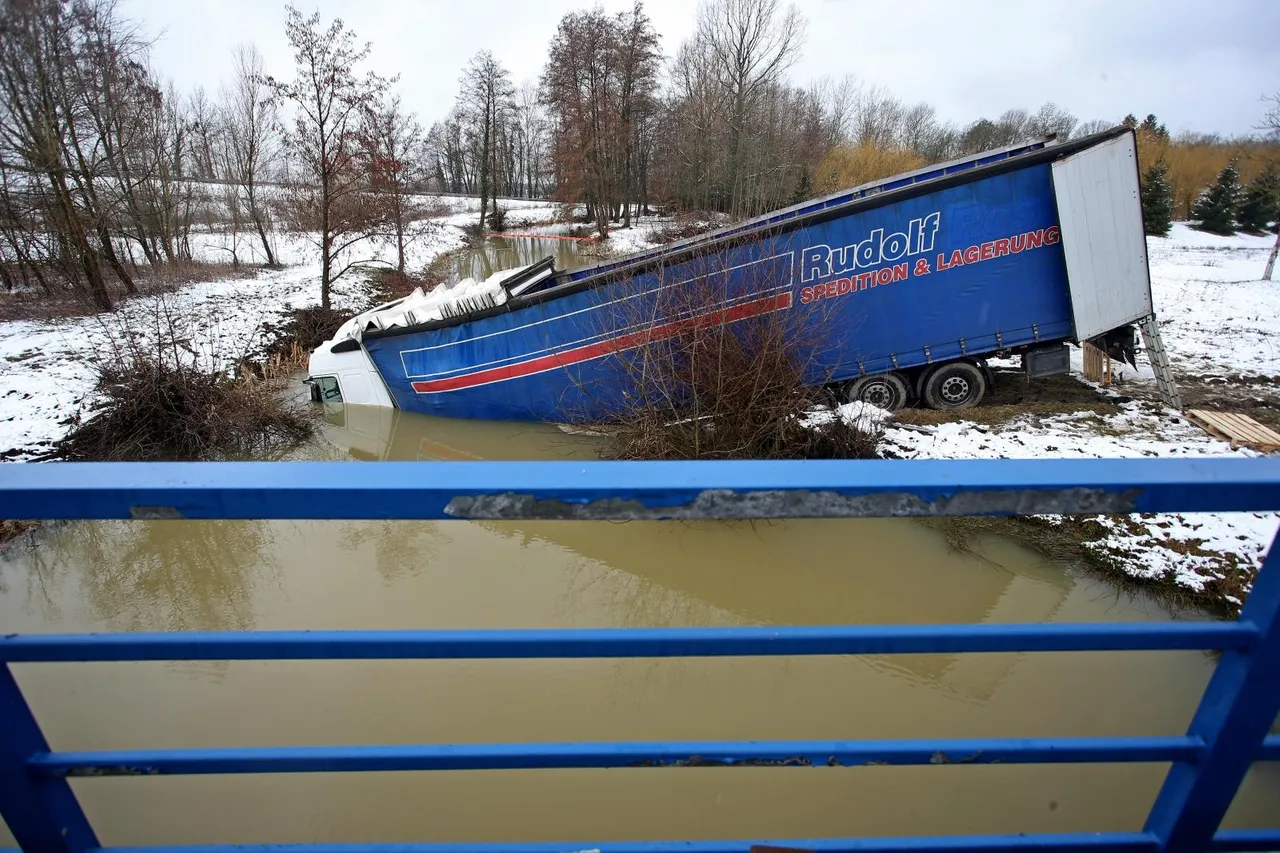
[1163,372,1280,431]
[893,368,1121,428]
[0,263,261,322]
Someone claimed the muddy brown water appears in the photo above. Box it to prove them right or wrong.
[3,237,1278,845]
[449,232,593,284]
[2,404,1278,846]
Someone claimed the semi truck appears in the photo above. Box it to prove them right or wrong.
[308,125,1172,421]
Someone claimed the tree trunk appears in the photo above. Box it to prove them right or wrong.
[321,173,332,310]
[252,212,276,267]
[1265,230,1280,281]
[97,227,136,294]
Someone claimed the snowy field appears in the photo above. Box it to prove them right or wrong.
[1,215,1277,614]
[0,195,557,459]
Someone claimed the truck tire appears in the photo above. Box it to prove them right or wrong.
[845,373,910,412]
[922,361,986,410]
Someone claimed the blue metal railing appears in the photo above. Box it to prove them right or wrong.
[1,457,1279,853]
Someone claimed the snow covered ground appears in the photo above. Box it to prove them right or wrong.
[0,196,558,459]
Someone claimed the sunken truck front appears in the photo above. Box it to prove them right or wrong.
[310,127,1161,421]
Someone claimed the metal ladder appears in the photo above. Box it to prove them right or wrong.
[1138,314,1183,411]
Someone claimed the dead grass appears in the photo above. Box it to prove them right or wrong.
[53,303,313,461]
[0,262,259,322]
[650,211,723,244]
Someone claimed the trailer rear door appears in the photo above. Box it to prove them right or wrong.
[1050,131,1153,341]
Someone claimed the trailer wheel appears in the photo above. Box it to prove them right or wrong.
[922,362,986,410]
[845,373,910,412]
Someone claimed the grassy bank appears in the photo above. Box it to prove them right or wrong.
[922,514,1250,619]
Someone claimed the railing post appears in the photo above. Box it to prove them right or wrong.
[0,664,98,853]
[1144,528,1280,852]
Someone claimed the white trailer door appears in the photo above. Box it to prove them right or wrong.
[1050,131,1153,341]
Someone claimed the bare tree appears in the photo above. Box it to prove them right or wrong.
[459,51,514,233]
[512,82,548,199]
[0,0,116,307]
[220,44,278,265]
[1027,102,1078,141]
[266,6,385,309]
[1261,92,1280,280]
[1260,91,1280,139]
[541,4,660,235]
[1075,119,1113,137]
[851,85,906,148]
[362,95,427,274]
[696,0,806,217]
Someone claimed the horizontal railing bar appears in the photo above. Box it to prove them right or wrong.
[0,623,1258,663]
[29,736,1204,777]
[1210,828,1280,851]
[73,833,1165,852]
[3,458,1280,520]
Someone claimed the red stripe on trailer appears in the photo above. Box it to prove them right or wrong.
[411,292,793,394]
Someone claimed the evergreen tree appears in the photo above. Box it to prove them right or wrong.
[1191,162,1242,235]
[1121,113,1138,129]
[1140,160,1174,236]
[1238,165,1280,233]
[1139,113,1169,140]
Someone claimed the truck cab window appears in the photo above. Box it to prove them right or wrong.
[314,376,342,402]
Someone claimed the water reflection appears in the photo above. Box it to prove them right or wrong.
[449,233,588,283]
[6,518,274,633]
[321,405,1072,701]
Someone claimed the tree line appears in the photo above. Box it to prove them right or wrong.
[0,0,430,309]
[3,0,1277,312]
[428,0,1278,238]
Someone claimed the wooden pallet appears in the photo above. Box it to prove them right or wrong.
[1187,410,1280,451]
[1082,341,1112,386]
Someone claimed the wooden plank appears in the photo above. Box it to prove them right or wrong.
[1186,410,1280,451]
[1218,413,1279,446]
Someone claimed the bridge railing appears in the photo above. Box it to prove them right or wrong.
[1,457,1279,853]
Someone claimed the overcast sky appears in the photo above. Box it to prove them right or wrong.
[120,0,1277,138]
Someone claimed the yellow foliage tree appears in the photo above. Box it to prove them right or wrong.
[813,143,926,194]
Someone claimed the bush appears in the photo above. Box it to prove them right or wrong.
[593,249,882,461]
[813,143,926,194]
[55,306,313,461]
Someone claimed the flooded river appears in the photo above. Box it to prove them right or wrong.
[2,235,1277,845]
[448,231,593,284]
[2,404,1278,845]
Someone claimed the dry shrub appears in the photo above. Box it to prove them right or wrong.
[488,206,508,232]
[651,212,725,244]
[261,305,350,363]
[131,261,259,294]
[0,261,255,322]
[55,304,312,461]
[813,143,926,194]
[595,244,882,460]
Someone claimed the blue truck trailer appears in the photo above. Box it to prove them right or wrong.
[308,126,1165,421]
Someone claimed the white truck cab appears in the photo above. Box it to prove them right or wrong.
[307,337,395,407]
